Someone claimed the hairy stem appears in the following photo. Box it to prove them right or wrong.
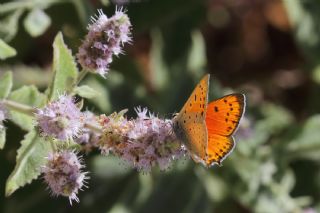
[76,69,89,85]
[2,100,36,116]
[84,122,103,134]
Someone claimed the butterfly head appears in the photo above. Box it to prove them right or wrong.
[171,116,185,143]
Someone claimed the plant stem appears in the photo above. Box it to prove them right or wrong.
[84,122,103,134]
[76,69,89,85]
[50,140,57,152]
[2,100,36,116]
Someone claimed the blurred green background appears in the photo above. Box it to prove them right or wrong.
[1,0,320,212]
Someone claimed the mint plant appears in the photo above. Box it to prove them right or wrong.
[0,8,187,204]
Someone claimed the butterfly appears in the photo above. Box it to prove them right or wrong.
[173,74,245,167]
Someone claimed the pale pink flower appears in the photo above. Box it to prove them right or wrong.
[35,95,83,141]
[76,8,132,77]
[98,108,186,171]
[42,150,88,204]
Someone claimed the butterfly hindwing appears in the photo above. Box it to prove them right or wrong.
[205,135,235,166]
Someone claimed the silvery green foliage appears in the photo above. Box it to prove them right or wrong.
[0,103,7,127]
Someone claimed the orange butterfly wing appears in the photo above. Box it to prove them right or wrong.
[173,74,209,163]
[205,94,245,166]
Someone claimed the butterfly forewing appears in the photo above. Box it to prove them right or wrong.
[174,74,210,161]
[206,94,245,136]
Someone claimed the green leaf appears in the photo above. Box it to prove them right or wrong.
[24,8,51,37]
[91,155,130,178]
[100,0,110,6]
[150,29,169,90]
[74,85,100,99]
[47,32,78,101]
[84,77,111,112]
[247,103,293,148]
[0,1,59,14]
[283,0,320,84]
[195,167,228,202]
[70,0,94,27]
[5,130,53,196]
[11,65,51,88]
[0,9,23,41]
[0,127,6,150]
[312,65,320,84]
[0,39,16,59]
[187,30,206,74]
[8,86,46,131]
[287,115,320,160]
[0,71,11,149]
[0,71,13,98]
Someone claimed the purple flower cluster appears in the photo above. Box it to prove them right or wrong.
[74,111,100,145]
[97,110,134,155]
[74,111,101,153]
[97,108,186,171]
[42,151,88,204]
[35,95,83,141]
[35,96,185,172]
[76,8,132,77]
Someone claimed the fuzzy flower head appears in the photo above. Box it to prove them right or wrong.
[77,8,132,77]
[98,108,186,171]
[74,111,101,153]
[124,108,186,171]
[97,109,134,154]
[42,150,88,204]
[35,95,83,141]
[75,111,100,145]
